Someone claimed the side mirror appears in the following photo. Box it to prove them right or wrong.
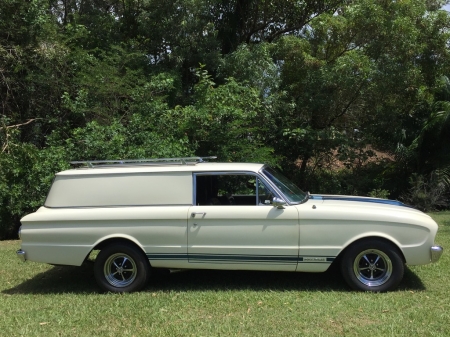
[272,197,286,209]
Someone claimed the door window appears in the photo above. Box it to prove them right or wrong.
[195,174,274,206]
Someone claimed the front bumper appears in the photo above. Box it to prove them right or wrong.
[16,249,26,262]
[431,246,443,263]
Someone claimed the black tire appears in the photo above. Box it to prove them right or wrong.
[94,243,150,293]
[340,239,404,292]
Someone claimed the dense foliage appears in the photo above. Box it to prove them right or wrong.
[1,0,450,238]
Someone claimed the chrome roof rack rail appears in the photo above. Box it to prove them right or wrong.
[70,156,217,168]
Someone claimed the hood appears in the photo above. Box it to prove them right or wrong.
[302,193,437,231]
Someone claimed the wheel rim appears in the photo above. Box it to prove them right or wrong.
[353,249,392,287]
[103,253,137,288]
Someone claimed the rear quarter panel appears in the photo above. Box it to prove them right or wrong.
[20,206,190,267]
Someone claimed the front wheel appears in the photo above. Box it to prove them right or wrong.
[94,243,150,293]
[341,240,404,292]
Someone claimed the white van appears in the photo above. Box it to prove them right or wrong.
[17,157,443,292]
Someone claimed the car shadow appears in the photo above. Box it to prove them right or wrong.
[3,262,100,295]
[397,267,427,291]
[2,262,425,295]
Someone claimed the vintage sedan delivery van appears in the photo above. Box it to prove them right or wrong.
[18,157,443,292]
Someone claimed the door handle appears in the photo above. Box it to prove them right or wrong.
[191,212,206,218]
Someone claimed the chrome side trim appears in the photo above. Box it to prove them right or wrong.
[431,246,443,263]
[16,249,26,262]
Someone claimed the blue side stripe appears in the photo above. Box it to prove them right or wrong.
[146,253,334,264]
[318,195,411,207]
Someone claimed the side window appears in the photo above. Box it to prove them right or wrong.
[195,174,274,206]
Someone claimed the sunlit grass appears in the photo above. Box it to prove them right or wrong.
[1,212,449,336]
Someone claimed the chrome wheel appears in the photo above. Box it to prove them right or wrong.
[353,249,392,287]
[103,253,137,288]
[341,240,404,292]
[95,243,150,292]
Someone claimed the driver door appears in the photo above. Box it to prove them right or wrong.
[187,172,299,271]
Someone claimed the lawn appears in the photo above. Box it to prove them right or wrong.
[1,212,449,337]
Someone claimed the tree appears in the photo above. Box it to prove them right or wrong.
[2,0,450,239]
[264,0,450,190]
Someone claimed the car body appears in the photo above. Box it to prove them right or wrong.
[17,157,443,292]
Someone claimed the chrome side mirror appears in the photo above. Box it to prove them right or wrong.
[272,197,286,209]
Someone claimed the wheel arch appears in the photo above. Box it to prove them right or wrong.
[83,235,149,264]
[335,235,406,265]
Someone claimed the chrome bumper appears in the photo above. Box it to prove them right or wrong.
[16,249,26,262]
[431,246,443,263]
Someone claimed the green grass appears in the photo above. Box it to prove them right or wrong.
[1,212,449,336]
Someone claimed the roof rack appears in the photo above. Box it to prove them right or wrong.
[70,156,217,168]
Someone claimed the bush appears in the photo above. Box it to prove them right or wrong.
[369,189,390,199]
[400,173,449,212]
[291,160,397,197]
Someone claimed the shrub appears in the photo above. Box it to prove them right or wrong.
[369,189,390,199]
[400,173,449,212]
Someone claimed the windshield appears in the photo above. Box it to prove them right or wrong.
[262,166,307,204]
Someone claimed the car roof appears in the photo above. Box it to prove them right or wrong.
[56,162,267,176]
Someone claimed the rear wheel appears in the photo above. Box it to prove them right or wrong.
[341,240,404,292]
[94,243,150,293]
